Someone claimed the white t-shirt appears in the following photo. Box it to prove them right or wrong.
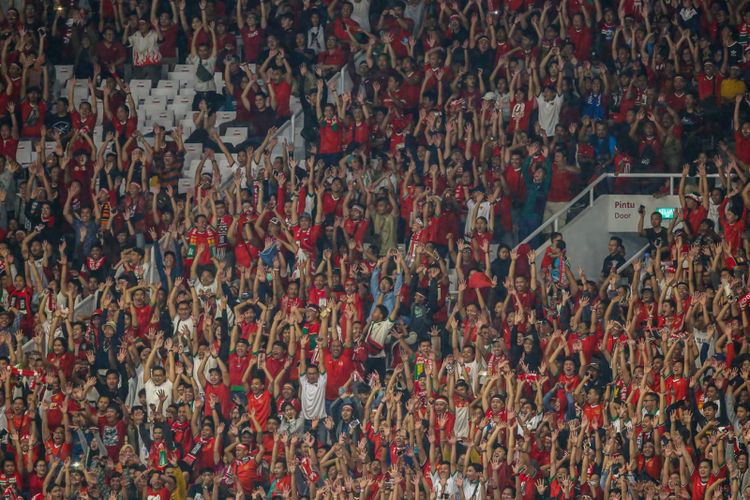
[299,372,327,420]
[351,0,372,32]
[404,0,423,35]
[457,359,483,392]
[430,472,459,498]
[172,315,195,340]
[193,278,218,309]
[465,199,492,236]
[187,54,218,92]
[462,479,485,500]
[536,93,563,137]
[454,405,469,439]
[144,378,173,414]
[128,30,161,67]
[365,319,394,359]
[307,26,325,54]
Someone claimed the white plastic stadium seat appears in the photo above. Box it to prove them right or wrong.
[55,65,74,82]
[172,95,192,118]
[214,111,236,128]
[180,118,195,138]
[15,141,32,165]
[151,87,178,99]
[150,110,174,128]
[179,88,196,99]
[143,95,167,109]
[129,79,152,91]
[157,80,178,89]
[224,127,247,145]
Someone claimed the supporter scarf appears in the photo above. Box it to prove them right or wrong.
[86,256,105,271]
[184,437,205,466]
[187,230,217,260]
[11,367,39,390]
[299,456,320,482]
[406,229,426,263]
[549,253,569,288]
[41,214,55,228]
[2,486,17,500]
[99,201,112,229]
[467,272,493,289]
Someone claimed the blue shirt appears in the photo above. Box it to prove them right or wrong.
[368,267,403,319]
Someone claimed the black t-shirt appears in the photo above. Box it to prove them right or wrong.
[187,484,214,500]
[602,253,626,276]
[45,111,72,137]
[644,226,669,258]
[727,42,744,66]
[249,107,277,138]
[680,109,704,135]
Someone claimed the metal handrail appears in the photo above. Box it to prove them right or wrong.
[516,172,721,250]
[617,243,650,274]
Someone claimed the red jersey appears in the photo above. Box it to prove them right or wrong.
[323,348,354,400]
[291,224,322,255]
[228,352,251,388]
[269,80,292,118]
[247,390,272,430]
[204,382,231,420]
[241,27,265,62]
[232,456,261,494]
[319,117,342,154]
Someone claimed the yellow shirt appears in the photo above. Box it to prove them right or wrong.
[167,467,187,500]
[721,78,747,102]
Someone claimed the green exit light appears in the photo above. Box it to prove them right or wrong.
[656,207,676,219]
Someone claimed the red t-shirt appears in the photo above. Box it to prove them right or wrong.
[145,487,170,500]
[292,224,322,255]
[228,352,252,388]
[664,376,689,404]
[20,101,46,137]
[44,439,71,462]
[319,117,343,154]
[46,352,75,380]
[683,205,708,235]
[508,99,534,132]
[198,437,220,470]
[95,41,126,66]
[546,163,575,202]
[696,73,723,103]
[99,419,127,459]
[0,137,18,160]
[736,131,750,164]
[159,24,179,58]
[241,27,265,63]
[270,80,292,118]
[323,348,354,400]
[568,25,593,60]
[247,390,272,430]
[233,456,261,493]
[204,382,231,420]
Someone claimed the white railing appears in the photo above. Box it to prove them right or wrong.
[516,172,721,251]
[617,242,650,274]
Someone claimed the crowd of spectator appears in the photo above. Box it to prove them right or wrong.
[5,0,750,499]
